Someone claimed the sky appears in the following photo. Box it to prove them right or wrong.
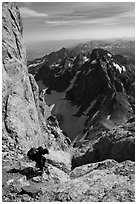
[17,2,135,50]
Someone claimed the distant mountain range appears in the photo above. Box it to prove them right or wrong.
[28,40,135,141]
[27,39,135,62]
[28,39,135,74]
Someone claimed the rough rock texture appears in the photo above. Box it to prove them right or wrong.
[2,2,70,156]
[2,2,135,202]
[2,155,70,202]
[72,121,135,168]
[3,158,135,202]
[2,2,47,154]
[2,3,72,198]
[38,159,135,202]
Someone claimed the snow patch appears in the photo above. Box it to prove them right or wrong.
[92,111,99,120]
[28,63,40,68]
[107,53,112,57]
[113,62,122,73]
[106,115,111,120]
[55,63,59,67]
[83,56,89,62]
[83,100,97,115]
[91,60,97,65]
[122,65,126,72]
[68,62,72,67]
[28,64,34,68]
[28,59,45,68]
[50,104,55,111]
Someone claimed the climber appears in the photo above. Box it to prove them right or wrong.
[27,146,49,171]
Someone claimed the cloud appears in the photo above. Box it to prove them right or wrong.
[48,2,134,23]
[45,20,66,24]
[45,8,134,28]
[44,18,115,27]
[19,7,48,18]
[45,20,71,25]
[19,2,134,42]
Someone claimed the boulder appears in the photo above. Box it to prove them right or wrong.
[39,159,135,202]
[21,185,42,198]
[72,122,135,168]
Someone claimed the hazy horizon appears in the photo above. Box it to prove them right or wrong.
[18,2,135,43]
[26,37,134,61]
[17,2,135,60]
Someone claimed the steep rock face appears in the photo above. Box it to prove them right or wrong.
[2,2,47,154]
[2,5,72,199]
[2,3,70,157]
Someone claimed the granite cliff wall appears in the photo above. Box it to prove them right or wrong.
[2,2,50,155]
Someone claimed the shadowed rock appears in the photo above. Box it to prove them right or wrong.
[27,146,49,171]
